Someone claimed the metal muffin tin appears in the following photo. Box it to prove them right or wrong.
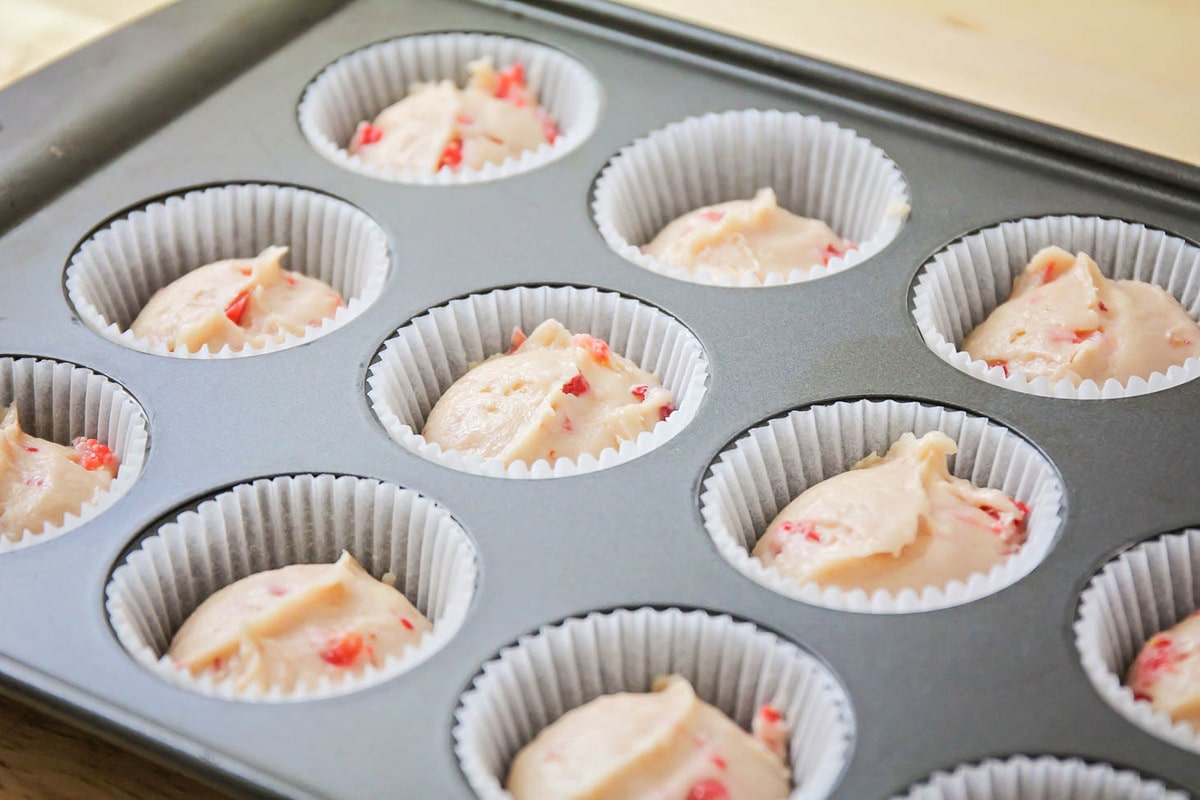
[2,0,1199,797]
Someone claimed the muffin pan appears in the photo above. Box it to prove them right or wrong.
[1,0,1199,797]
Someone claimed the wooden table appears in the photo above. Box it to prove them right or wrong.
[1,1,1197,798]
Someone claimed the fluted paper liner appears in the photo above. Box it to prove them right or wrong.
[894,755,1187,799]
[299,32,602,185]
[1074,528,1200,754]
[592,109,910,287]
[453,607,853,799]
[912,215,1200,398]
[105,474,477,701]
[700,399,1064,613]
[66,184,391,358]
[0,357,147,553]
[367,285,709,479]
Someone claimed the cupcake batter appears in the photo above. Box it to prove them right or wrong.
[644,187,854,281]
[0,405,117,541]
[1126,611,1200,728]
[752,431,1029,595]
[168,551,431,693]
[963,246,1200,385]
[347,57,558,173]
[131,246,344,354]
[422,319,675,466]
[507,674,790,800]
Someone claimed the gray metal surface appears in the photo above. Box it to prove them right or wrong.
[0,0,1198,797]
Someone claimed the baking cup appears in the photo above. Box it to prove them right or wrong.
[912,215,1200,399]
[298,32,602,185]
[453,607,854,799]
[105,474,477,701]
[700,399,1064,613]
[894,755,1187,799]
[367,285,709,479]
[0,357,148,554]
[1074,528,1200,754]
[591,108,911,287]
[66,184,390,359]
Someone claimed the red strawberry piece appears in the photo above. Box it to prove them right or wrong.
[1041,260,1059,283]
[541,113,559,144]
[561,373,589,396]
[1014,500,1030,518]
[356,123,383,146]
[562,415,574,433]
[1071,328,1099,344]
[687,779,729,800]
[508,327,527,354]
[658,403,676,422]
[400,617,414,631]
[821,242,847,265]
[780,520,821,542]
[284,273,297,286]
[21,445,38,453]
[700,210,725,223]
[438,137,464,170]
[631,384,649,400]
[1140,637,1178,676]
[224,290,251,325]
[710,755,727,771]
[758,703,782,724]
[986,359,1010,377]
[320,632,364,667]
[494,63,527,100]
[1098,301,1109,312]
[573,334,611,364]
[72,437,116,471]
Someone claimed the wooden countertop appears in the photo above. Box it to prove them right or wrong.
[0,1,1196,798]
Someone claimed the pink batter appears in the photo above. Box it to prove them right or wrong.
[507,675,790,800]
[1127,611,1200,729]
[348,58,558,173]
[0,405,117,541]
[753,431,1028,594]
[422,320,675,466]
[963,246,1200,385]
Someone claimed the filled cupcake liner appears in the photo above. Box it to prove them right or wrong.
[911,215,1200,399]
[0,357,148,554]
[591,108,911,287]
[366,285,709,479]
[105,474,477,702]
[453,607,854,800]
[699,399,1064,613]
[65,184,391,359]
[1074,528,1200,754]
[298,32,602,185]
[893,755,1187,799]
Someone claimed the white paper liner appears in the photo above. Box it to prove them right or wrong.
[911,215,1200,399]
[0,357,148,554]
[894,755,1187,799]
[298,32,602,185]
[1074,528,1200,754]
[453,607,854,799]
[699,399,1064,613]
[366,285,709,479]
[65,184,391,359]
[104,474,478,702]
[591,109,910,287]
